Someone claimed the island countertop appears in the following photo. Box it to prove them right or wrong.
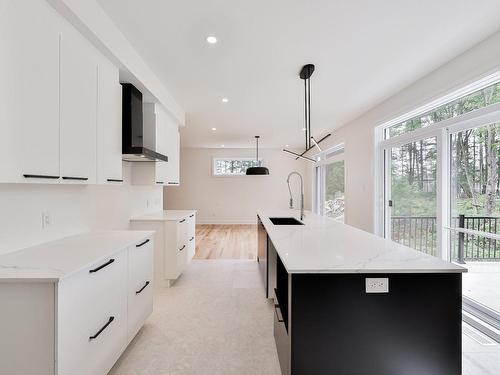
[257,210,466,274]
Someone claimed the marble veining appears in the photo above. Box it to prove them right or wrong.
[0,231,154,282]
[258,209,466,274]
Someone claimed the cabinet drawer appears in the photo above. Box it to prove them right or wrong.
[187,234,196,260]
[57,250,127,375]
[176,241,188,277]
[176,217,189,248]
[127,237,154,342]
[274,304,290,375]
[187,213,196,238]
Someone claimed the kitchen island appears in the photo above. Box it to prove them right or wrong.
[257,210,466,375]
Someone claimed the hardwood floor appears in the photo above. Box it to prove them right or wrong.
[195,224,257,260]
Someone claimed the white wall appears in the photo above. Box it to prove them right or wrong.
[165,148,309,224]
[312,30,500,234]
[0,163,163,254]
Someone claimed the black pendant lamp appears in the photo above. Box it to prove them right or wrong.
[283,64,331,162]
[246,136,269,175]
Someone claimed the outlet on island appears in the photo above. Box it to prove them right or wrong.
[365,277,389,293]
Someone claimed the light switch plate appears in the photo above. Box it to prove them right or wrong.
[365,278,389,293]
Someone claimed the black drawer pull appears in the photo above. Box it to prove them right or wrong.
[23,174,59,179]
[62,176,88,181]
[107,178,123,182]
[167,182,178,185]
[179,219,186,223]
[89,316,114,340]
[189,236,194,242]
[136,281,150,294]
[89,258,115,273]
[136,239,150,247]
[156,181,164,184]
[189,214,194,218]
[275,305,284,323]
[179,245,186,251]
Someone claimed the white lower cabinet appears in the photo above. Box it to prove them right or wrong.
[0,233,154,375]
[58,250,128,375]
[127,238,154,342]
[130,211,196,287]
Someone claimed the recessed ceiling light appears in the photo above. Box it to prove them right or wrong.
[302,127,306,131]
[222,98,229,103]
[221,144,225,148]
[211,127,217,131]
[285,144,290,147]
[206,36,217,44]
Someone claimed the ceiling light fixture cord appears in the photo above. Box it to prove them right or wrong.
[308,74,311,149]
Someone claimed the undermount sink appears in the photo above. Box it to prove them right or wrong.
[269,217,304,225]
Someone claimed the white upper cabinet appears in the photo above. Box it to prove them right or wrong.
[166,121,180,186]
[60,23,98,184]
[155,105,180,185]
[0,0,60,183]
[131,104,180,186]
[97,57,123,184]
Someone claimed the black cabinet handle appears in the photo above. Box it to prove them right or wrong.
[23,174,59,179]
[107,178,123,182]
[167,182,178,185]
[89,316,114,340]
[179,219,186,223]
[156,181,164,184]
[189,214,194,218]
[136,239,150,247]
[62,176,88,181]
[179,245,186,251]
[136,281,150,294]
[189,236,194,242]
[89,258,115,273]
[275,305,284,323]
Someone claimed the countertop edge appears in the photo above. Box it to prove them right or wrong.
[0,230,155,283]
[257,211,467,274]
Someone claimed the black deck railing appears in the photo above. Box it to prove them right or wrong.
[391,215,500,261]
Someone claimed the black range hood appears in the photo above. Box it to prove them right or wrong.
[121,83,168,162]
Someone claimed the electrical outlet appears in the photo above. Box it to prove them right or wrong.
[41,212,51,229]
[365,278,389,293]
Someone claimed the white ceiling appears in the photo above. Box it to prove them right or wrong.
[97,0,500,149]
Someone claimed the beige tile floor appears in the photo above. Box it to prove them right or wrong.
[109,260,281,375]
[110,258,500,375]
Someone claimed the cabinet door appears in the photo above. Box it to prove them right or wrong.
[154,106,169,185]
[167,122,180,186]
[127,237,154,342]
[60,24,97,184]
[97,57,123,184]
[0,0,60,183]
[58,250,128,375]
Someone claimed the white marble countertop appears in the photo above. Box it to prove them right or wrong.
[130,210,197,222]
[258,210,466,274]
[0,231,154,282]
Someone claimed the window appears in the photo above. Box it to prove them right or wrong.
[377,74,500,345]
[212,158,261,176]
[385,80,500,139]
[315,146,345,222]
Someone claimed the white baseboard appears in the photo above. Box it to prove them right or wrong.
[197,219,256,225]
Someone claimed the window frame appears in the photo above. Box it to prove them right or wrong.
[211,157,263,177]
[376,90,500,262]
[314,144,346,220]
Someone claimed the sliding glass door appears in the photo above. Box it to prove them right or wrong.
[449,122,500,319]
[387,137,438,256]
